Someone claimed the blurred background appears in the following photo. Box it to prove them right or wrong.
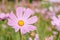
[0,0,60,40]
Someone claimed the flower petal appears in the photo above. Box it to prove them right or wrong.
[14,26,19,32]
[8,19,15,26]
[8,19,19,32]
[23,8,34,19]
[20,26,29,35]
[9,11,17,22]
[16,7,25,18]
[27,16,38,24]
[28,25,37,31]
[51,21,55,25]
[20,25,36,35]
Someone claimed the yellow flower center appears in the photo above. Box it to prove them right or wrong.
[18,20,24,26]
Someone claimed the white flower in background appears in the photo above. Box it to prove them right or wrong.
[49,6,54,12]
[2,24,6,28]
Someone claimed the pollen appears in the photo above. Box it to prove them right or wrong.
[18,20,24,26]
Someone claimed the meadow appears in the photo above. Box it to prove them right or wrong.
[0,0,60,40]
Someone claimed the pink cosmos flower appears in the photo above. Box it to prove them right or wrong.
[0,13,6,19]
[51,15,60,31]
[8,7,38,35]
[0,13,9,20]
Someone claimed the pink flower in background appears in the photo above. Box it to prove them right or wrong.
[8,7,38,35]
[54,6,60,13]
[47,12,56,18]
[40,8,47,14]
[0,13,9,20]
[0,13,6,20]
[51,15,60,31]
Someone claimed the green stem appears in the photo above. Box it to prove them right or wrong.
[56,31,59,40]
[28,0,30,3]
[19,30,22,40]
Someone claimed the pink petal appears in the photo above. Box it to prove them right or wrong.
[16,7,25,18]
[23,8,34,19]
[0,13,5,18]
[20,26,29,34]
[20,25,36,35]
[8,19,19,32]
[14,26,19,32]
[51,16,57,20]
[9,11,17,22]
[27,16,38,24]
[8,19,16,26]
[28,25,37,31]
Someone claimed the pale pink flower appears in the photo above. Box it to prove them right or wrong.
[51,15,60,31]
[8,7,38,35]
[0,13,9,20]
[0,13,6,19]
[47,12,56,18]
